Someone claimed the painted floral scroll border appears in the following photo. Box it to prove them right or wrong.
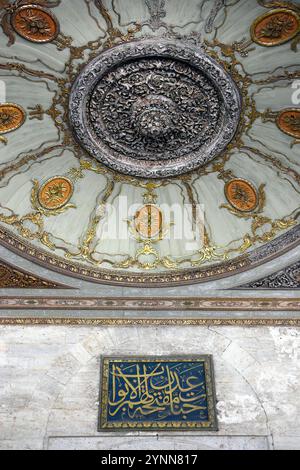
[0,223,299,287]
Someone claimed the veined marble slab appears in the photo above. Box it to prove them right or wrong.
[47,435,269,451]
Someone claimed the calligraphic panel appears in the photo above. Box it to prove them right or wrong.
[99,356,217,431]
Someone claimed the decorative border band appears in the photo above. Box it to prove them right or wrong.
[0,224,299,287]
[0,318,299,326]
[0,296,300,311]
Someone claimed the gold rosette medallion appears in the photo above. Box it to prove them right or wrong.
[134,205,163,239]
[38,177,74,210]
[11,5,59,43]
[0,103,26,134]
[276,109,300,139]
[251,9,300,47]
[225,179,259,213]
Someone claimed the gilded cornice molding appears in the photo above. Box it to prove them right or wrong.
[0,226,299,287]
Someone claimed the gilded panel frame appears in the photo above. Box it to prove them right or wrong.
[98,355,218,432]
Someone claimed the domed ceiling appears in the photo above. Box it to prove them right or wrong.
[0,0,299,286]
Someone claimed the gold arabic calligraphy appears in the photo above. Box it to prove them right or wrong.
[108,363,207,419]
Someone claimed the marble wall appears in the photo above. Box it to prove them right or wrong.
[0,325,299,450]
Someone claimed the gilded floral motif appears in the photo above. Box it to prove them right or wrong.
[0,103,26,134]
[11,5,59,42]
[37,177,74,210]
[251,9,300,46]
[0,0,60,45]
[277,109,300,139]
[225,179,259,213]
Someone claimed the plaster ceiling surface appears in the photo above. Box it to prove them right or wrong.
[0,0,299,286]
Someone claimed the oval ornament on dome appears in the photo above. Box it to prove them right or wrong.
[0,103,26,134]
[225,179,259,213]
[12,5,59,43]
[276,108,300,139]
[38,177,74,210]
[135,205,163,239]
[69,39,241,178]
[251,9,300,47]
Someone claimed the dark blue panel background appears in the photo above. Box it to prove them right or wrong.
[106,360,209,423]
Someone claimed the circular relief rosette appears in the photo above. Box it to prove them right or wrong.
[69,38,242,179]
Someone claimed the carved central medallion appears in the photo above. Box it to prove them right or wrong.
[70,39,241,178]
